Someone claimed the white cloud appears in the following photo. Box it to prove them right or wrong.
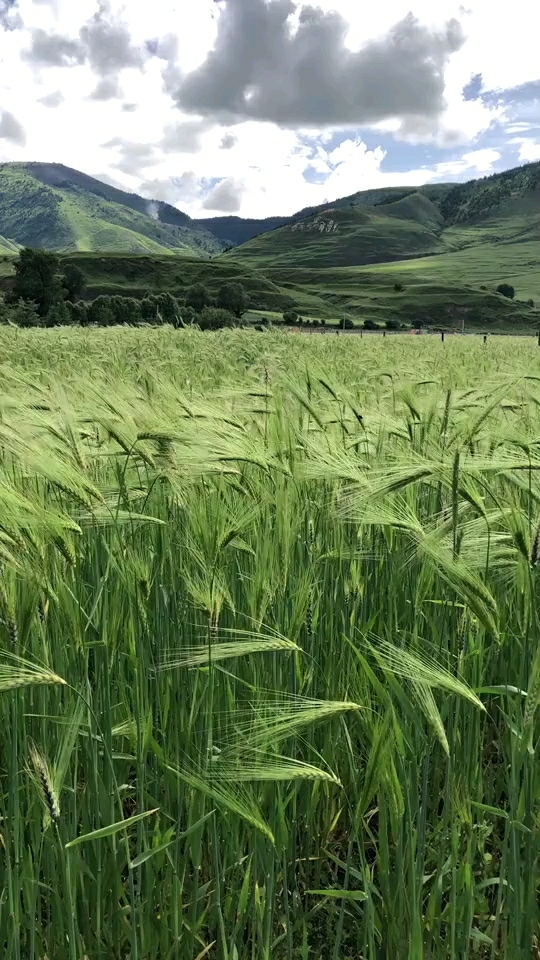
[512,139,540,163]
[0,0,536,217]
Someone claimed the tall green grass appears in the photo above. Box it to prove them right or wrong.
[1,327,540,959]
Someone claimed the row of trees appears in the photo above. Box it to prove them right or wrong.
[1,248,253,329]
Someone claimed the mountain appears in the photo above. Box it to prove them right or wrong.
[226,161,540,271]
[222,192,447,268]
[0,163,224,256]
[194,186,451,247]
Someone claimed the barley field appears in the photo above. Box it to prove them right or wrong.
[1,327,540,960]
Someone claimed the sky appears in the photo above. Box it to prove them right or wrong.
[0,0,539,220]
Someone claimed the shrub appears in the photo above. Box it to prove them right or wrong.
[282,310,299,324]
[385,319,400,330]
[393,282,404,292]
[527,298,535,307]
[198,306,236,330]
[497,283,515,299]
[342,317,354,329]
[363,319,378,330]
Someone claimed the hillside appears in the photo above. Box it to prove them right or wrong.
[226,193,446,268]
[0,163,224,256]
[227,161,540,277]
[196,185,452,247]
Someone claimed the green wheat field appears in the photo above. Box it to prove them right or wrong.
[2,327,540,960]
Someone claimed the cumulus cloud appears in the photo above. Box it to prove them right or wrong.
[22,2,145,84]
[139,172,201,205]
[220,132,238,149]
[161,120,209,154]
[0,109,26,145]
[22,29,86,67]
[80,3,144,77]
[0,0,21,30]
[104,138,159,176]
[90,76,123,100]
[202,177,245,212]
[38,90,65,108]
[171,0,465,133]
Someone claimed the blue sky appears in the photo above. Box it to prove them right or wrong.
[0,0,539,218]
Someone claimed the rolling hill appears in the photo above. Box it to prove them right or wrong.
[2,158,540,330]
[0,163,224,256]
[226,161,540,271]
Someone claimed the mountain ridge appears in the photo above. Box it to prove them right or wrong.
[0,163,224,256]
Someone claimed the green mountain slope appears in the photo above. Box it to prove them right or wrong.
[227,161,540,274]
[226,192,447,268]
[196,185,452,246]
[0,163,223,256]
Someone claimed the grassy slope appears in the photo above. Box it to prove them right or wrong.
[220,163,540,327]
[56,252,329,314]
[0,163,223,256]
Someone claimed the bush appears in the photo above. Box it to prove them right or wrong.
[385,319,400,330]
[528,299,535,307]
[393,282,405,292]
[198,306,236,330]
[497,283,515,299]
[363,319,378,330]
[342,317,354,329]
[282,310,299,324]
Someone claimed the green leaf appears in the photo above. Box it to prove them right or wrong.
[65,808,159,849]
[306,889,367,901]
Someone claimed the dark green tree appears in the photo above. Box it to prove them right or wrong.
[11,248,64,317]
[216,282,249,318]
[198,306,236,330]
[62,263,86,302]
[155,292,180,325]
[185,283,211,313]
[497,283,515,299]
[12,299,41,328]
[45,299,71,327]
[141,296,161,324]
[71,301,89,326]
[88,296,115,326]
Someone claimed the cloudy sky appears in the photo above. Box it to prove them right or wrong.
[0,0,539,219]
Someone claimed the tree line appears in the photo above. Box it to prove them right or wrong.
[0,248,252,329]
